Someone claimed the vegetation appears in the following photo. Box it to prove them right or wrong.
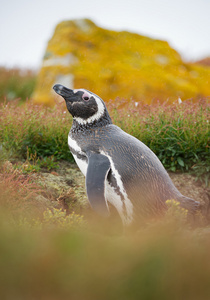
[1,218,210,300]
[0,157,209,300]
[0,97,209,182]
[0,67,36,103]
[110,97,209,179]
[0,100,72,162]
[0,160,210,300]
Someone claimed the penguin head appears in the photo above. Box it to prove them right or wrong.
[53,84,112,125]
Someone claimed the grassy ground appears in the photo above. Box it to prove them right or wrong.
[0,97,210,299]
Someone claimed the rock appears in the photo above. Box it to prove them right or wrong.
[33,19,210,106]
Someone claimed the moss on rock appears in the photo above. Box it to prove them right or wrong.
[33,19,210,106]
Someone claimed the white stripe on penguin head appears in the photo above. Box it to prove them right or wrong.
[73,89,105,125]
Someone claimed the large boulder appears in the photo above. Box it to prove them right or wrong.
[33,19,210,106]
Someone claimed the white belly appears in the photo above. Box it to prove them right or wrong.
[72,153,88,176]
[68,135,88,176]
[105,181,133,225]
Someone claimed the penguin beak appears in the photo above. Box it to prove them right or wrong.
[53,84,74,99]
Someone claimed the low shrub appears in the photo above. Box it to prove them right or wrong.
[0,160,84,226]
[0,205,210,300]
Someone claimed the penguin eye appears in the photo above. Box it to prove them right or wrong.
[83,96,89,101]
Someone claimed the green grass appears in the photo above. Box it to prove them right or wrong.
[0,100,73,162]
[110,98,209,178]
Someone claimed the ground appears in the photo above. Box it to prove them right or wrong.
[169,171,209,213]
[35,160,210,220]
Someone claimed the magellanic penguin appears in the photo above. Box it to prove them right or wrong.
[53,84,200,226]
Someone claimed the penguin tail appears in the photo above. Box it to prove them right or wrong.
[178,195,200,215]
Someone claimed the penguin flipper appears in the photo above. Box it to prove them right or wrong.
[86,151,110,217]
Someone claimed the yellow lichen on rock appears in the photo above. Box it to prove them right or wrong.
[32,19,210,106]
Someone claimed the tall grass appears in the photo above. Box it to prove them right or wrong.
[0,98,209,175]
[0,100,73,162]
[0,67,36,103]
[110,98,209,173]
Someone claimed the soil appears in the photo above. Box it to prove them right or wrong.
[35,161,210,218]
[169,171,209,213]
